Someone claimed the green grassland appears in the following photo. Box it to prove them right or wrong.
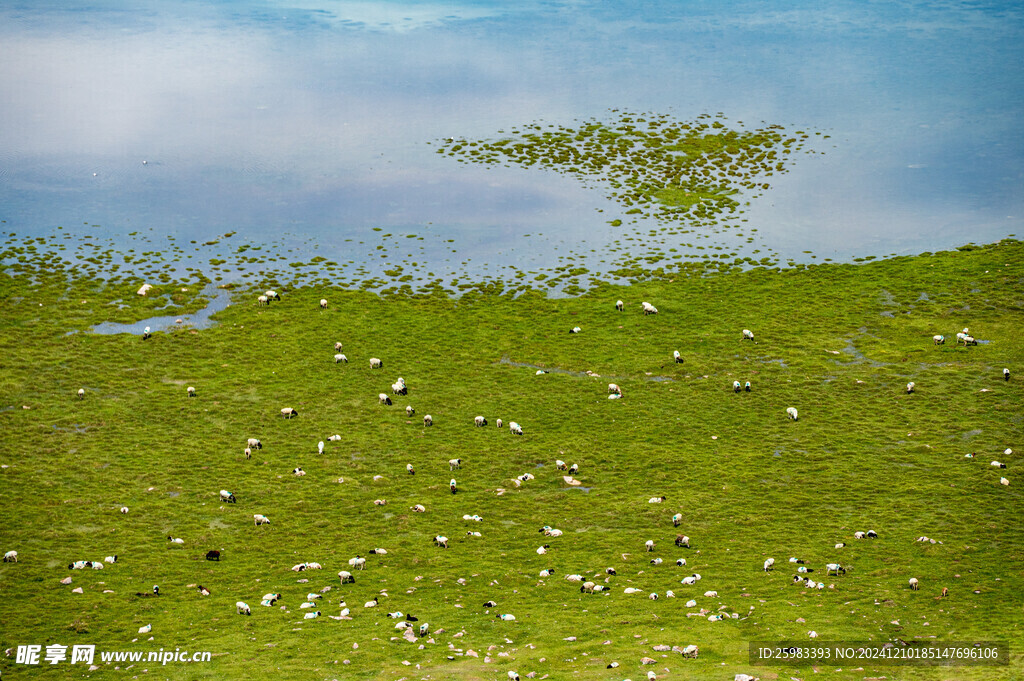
[0,239,1022,680]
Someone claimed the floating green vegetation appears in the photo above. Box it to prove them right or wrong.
[437,111,820,229]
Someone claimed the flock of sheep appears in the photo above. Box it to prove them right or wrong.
[6,287,1013,680]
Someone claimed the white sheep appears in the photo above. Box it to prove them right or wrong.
[369,357,383,369]
[642,301,658,315]
[909,577,919,590]
[676,558,687,566]
[608,383,622,395]
[254,514,271,526]
[733,380,741,393]
[825,563,846,576]
[787,407,799,421]
[406,463,415,475]
[349,556,367,570]
[649,496,666,504]
[675,534,690,547]
[247,438,262,450]
[450,478,457,494]
[992,461,1007,469]
[104,555,117,564]
[623,587,643,594]
[411,504,426,513]
[570,326,581,334]
[236,601,251,615]
[673,513,682,527]
[423,414,432,427]
[334,341,343,351]
[119,506,129,514]
[673,350,683,363]
[555,459,567,470]
[703,590,718,597]
[764,558,775,572]
[509,421,523,435]
[433,536,449,548]
[338,570,355,584]
[906,382,915,394]
[742,329,755,341]
[186,386,196,397]
[681,644,699,658]
[378,393,392,406]
[645,539,655,552]
[281,407,298,418]
[293,467,305,476]
[496,418,503,428]
[392,380,407,395]
[319,298,328,309]
[1004,368,1010,381]
[3,550,18,563]
[220,489,236,503]
[933,334,945,345]
[257,295,268,306]
[1001,477,1010,486]
[616,300,624,311]
[334,353,348,363]
[142,326,152,340]
[745,381,751,392]
[373,499,387,506]
[266,290,280,301]
[449,458,462,470]
[474,415,487,427]
[77,388,85,399]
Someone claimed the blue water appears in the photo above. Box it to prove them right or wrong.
[1,1,1022,284]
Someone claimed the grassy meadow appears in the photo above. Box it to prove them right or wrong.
[0,238,1022,680]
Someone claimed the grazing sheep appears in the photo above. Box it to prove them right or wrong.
[334,353,348,363]
[539,569,555,577]
[681,644,699,658]
[555,459,568,470]
[673,350,683,363]
[349,556,367,570]
[205,550,220,561]
[867,530,878,538]
[508,671,521,681]
[369,357,383,369]
[992,461,1007,469]
[745,381,751,392]
[565,574,584,583]
[854,531,865,539]
[933,334,945,345]
[293,467,305,476]
[369,548,388,555]
[606,567,617,576]
[373,499,387,506]
[835,542,846,549]
[509,421,523,435]
[77,388,85,399]
[334,341,343,351]
[247,438,262,450]
[448,458,461,471]
[198,585,211,596]
[266,290,280,301]
[186,386,196,398]
[642,301,658,315]
[317,440,325,455]
[262,592,281,603]
[392,379,407,395]
[244,447,251,460]
[742,329,755,341]
[257,295,268,306]
[787,407,799,421]
[906,382,915,394]
[319,299,327,309]
[676,558,687,566]
[338,570,355,584]
[219,490,236,503]
[941,586,948,597]
[404,463,414,476]
[1001,477,1009,486]
[826,563,847,576]
[236,601,251,615]
[142,326,152,340]
[364,596,379,608]
[474,415,487,427]
[649,592,659,600]
[764,558,775,572]
[411,504,426,513]
[120,506,129,514]
[733,380,742,393]
[496,418,503,428]
[580,581,596,593]
[673,513,682,527]
[433,536,449,548]
[645,540,655,552]
[378,393,392,406]
[405,405,415,417]
[3,550,18,563]
[608,383,622,395]
[450,478,457,494]
[570,326,581,334]
[1004,368,1010,381]
[649,496,666,504]
[104,555,117,564]
[539,526,562,537]
[423,414,432,427]
[254,514,271,526]
[703,590,718,597]
[280,407,298,418]
[616,300,624,311]
[909,577,919,590]
[650,558,663,565]
[680,575,698,585]
[675,534,690,548]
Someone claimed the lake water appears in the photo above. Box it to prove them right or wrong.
[1,0,1021,287]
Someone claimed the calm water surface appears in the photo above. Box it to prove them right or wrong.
[1,1,1021,284]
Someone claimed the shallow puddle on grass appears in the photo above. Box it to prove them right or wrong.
[84,285,233,336]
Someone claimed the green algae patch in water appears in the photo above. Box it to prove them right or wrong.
[437,111,820,229]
